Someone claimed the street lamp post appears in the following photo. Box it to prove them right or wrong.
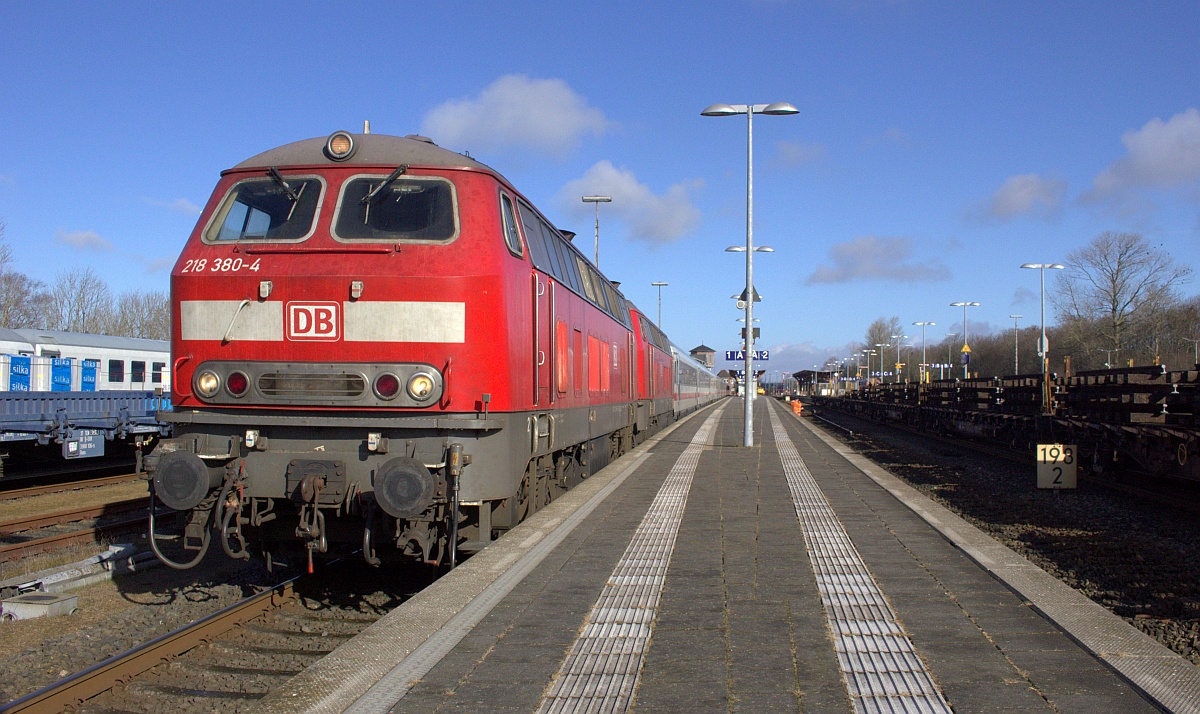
[704,100,797,447]
[950,302,980,378]
[1009,315,1023,375]
[651,281,668,327]
[874,343,887,384]
[912,322,935,384]
[581,196,612,268]
[1021,263,1064,411]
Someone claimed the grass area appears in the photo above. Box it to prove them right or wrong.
[0,480,149,522]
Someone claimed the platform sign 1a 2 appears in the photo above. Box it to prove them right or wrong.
[725,350,769,361]
[1036,444,1077,489]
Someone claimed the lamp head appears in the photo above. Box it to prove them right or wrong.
[701,103,741,116]
[761,102,799,115]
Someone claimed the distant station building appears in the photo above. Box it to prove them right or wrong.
[689,344,715,369]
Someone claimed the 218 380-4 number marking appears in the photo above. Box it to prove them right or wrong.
[181,258,262,273]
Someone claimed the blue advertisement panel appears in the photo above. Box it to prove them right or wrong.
[81,359,97,392]
[8,355,30,391]
[51,358,73,391]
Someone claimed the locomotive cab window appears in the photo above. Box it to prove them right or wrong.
[204,176,323,242]
[500,194,523,257]
[333,175,458,242]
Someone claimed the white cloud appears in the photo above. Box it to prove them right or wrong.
[776,140,828,167]
[864,126,912,149]
[421,75,610,157]
[54,229,113,252]
[557,161,701,245]
[805,236,951,284]
[145,197,202,215]
[981,173,1067,221]
[1083,108,1200,205]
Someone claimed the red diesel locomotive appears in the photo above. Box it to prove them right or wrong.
[145,130,724,570]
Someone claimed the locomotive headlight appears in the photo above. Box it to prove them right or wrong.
[324,131,357,161]
[195,370,220,398]
[407,372,435,401]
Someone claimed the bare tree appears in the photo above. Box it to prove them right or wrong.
[0,221,53,329]
[1053,232,1192,354]
[47,268,114,333]
[0,272,51,328]
[102,289,170,340]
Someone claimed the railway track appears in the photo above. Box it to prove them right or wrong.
[0,573,302,713]
[0,474,139,502]
[0,556,429,713]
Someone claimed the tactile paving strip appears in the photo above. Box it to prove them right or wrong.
[769,407,953,714]
[537,403,727,713]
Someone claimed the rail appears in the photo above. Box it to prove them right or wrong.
[0,577,299,713]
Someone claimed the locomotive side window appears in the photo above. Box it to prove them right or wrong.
[518,203,555,275]
[535,220,568,283]
[499,194,523,257]
[334,176,458,242]
[205,176,323,242]
[550,236,583,294]
[574,255,599,304]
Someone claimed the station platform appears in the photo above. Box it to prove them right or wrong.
[258,397,1200,714]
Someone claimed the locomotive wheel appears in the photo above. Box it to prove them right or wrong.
[517,463,532,523]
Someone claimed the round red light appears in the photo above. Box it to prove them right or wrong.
[226,371,249,397]
[375,373,401,399]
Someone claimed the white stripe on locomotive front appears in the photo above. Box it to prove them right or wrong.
[343,301,464,343]
[180,300,466,343]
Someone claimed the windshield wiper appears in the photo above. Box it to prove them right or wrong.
[267,167,300,202]
[361,165,409,205]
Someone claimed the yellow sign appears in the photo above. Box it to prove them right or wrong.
[961,343,971,353]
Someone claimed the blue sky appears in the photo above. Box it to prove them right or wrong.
[2,1,1198,376]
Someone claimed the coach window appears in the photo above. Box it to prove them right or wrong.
[204,176,323,243]
[499,194,523,257]
[131,361,146,383]
[334,175,458,243]
[152,362,166,384]
[109,360,124,383]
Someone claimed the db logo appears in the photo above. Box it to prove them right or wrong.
[286,302,340,341]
